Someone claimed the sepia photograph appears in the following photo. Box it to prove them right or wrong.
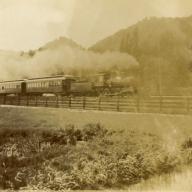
[0,0,192,191]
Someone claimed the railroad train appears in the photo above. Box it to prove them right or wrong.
[0,73,137,96]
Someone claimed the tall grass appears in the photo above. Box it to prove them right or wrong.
[0,124,191,190]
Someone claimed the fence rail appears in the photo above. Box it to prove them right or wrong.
[1,95,192,115]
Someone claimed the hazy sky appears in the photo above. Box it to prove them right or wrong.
[0,0,192,51]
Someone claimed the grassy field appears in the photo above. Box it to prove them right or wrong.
[1,105,192,133]
[0,106,192,191]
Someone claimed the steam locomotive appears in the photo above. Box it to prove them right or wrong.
[0,74,137,96]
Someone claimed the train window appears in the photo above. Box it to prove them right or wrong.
[2,86,4,90]
[57,80,61,86]
[49,81,53,87]
[45,82,48,87]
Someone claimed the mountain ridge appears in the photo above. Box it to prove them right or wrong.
[90,15,192,95]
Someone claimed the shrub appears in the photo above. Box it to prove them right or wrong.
[82,123,108,141]
[0,124,187,190]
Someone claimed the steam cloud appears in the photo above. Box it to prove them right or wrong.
[0,45,139,81]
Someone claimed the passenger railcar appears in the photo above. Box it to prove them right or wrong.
[25,76,75,95]
[0,80,25,95]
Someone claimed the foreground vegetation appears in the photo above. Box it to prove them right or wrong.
[0,123,192,190]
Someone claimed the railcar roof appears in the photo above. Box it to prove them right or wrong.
[26,75,75,81]
[0,79,24,84]
[0,75,76,83]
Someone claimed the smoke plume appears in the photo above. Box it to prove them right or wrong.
[0,44,139,81]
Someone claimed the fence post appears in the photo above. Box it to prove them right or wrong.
[136,96,140,112]
[186,96,190,114]
[116,96,120,111]
[68,96,71,108]
[18,95,20,105]
[26,95,29,106]
[61,96,64,107]
[83,97,86,110]
[56,96,59,108]
[35,96,38,106]
[3,95,6,105]
[98,96,101,110]
[159,96,162,113]
[45,97,48,107]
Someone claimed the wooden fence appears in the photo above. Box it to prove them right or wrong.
[0,95,192,115]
